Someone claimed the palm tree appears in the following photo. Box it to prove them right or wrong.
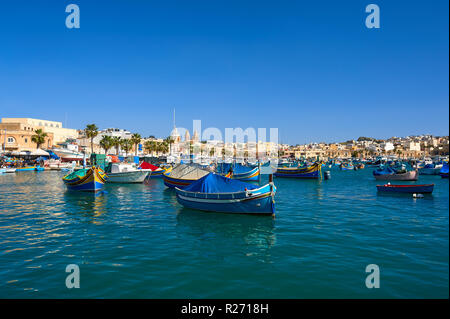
[99,136,113,154]
[121,139,133,156]
[85,124,98,154]
[31,129,48,149]
[144,140,156,155]
[131,133,142,156]
[111,137,122,155]
[164,137,175,155]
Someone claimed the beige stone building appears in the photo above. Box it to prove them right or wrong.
[1,118,78,144]
[0,122,54,151]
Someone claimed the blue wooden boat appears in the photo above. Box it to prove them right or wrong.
[274,162,321,179]
[440,163,449,178]
[35,166,45,171]
[62,166,107,192]
[376,183,434,194]
[221,163,260,181]
[163,164,210,189]
[175,173,276,215]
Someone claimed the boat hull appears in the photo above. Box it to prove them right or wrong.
[163,174,198,189]
[175,184,275,215]
[374,170,418,181]
[376,184,434,194]
[107,170,149,183]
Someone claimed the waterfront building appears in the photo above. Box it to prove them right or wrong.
[0,121,54,151]
[1,118,78,144]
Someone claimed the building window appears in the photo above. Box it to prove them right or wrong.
[7,137,15,144]
[24,138,28,143]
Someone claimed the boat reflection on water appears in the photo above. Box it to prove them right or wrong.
[63,190,108,223]
[176,209,276,262]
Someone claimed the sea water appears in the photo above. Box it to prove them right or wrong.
[0,169,448,298]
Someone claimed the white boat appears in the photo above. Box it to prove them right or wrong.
[52,143,84,162]
[1,168,16,173]
[106,163,149,183]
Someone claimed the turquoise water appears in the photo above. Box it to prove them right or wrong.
[0,169,448,298]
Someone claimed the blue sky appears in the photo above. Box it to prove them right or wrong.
[0,0,448,144]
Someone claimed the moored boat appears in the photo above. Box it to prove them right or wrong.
[221,163,260,181]
[419,164,442,175]
[175,172,276,215]
[106,163,149,183]
[376,183,434,194]
[15,166,36,172]
[163,164,210,189]
[62,166,107,192]
[340,163,354,170]
[274,162,322,179]
[373,167,418,181]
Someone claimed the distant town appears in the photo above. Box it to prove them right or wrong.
[0,117,448,159]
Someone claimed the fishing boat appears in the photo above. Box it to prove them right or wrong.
[62,166,107,192]
[373,167,418,181]
[376,183,434,194]
[35,166,45,171]
[105,163,149,183]
[274,162,322,179]
[418,163,442,175]
[2,168,16,173]
[15,166,36,172]
[440,163,449,178]
[52,142,84,162]
[163,164,210,189]
[0,168,4,174]
[175,172,276,215]
[340,162,354,170]
[221,163,260,181]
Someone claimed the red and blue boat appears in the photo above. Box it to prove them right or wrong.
[376,183,434,194]
[175,173,276,215]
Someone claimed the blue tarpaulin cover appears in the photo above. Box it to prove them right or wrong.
[441,163,449,174]
[183,172,259,193]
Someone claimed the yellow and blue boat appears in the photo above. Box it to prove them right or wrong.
[62,166,107,192]
[274,162,322,179]
[15,166,36,171]
[150,164,172,178]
